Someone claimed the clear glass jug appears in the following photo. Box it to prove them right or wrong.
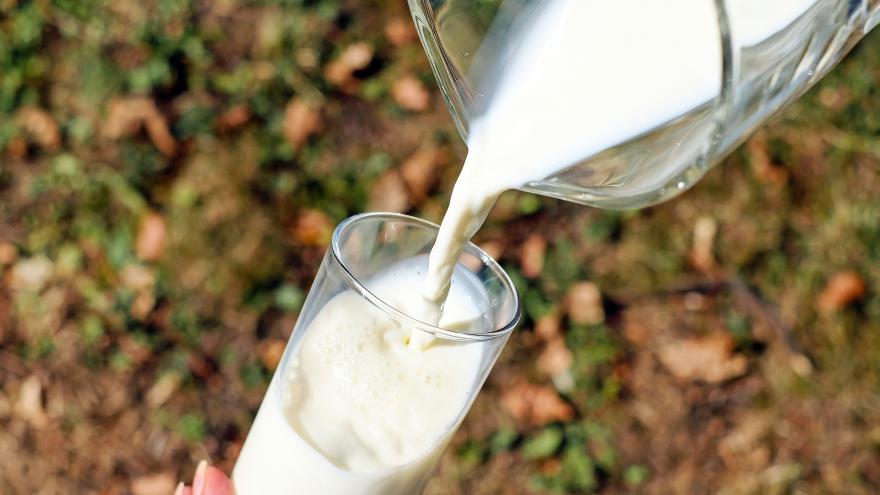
[408,0,880,209]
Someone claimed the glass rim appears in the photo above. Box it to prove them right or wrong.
[330,212,521,342]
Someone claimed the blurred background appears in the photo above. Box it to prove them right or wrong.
[2,1,880,493]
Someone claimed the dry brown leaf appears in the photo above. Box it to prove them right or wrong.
[120,336,153,365]
[187,353,215,380]
[9,256,53,292]
[540,458,562,476]
[293,209,333,247]
[146,373,181,408]
[135,213,167,262]
[400,147,442,201]
[121,264,157,320]
[260,339,287,371]
[103,97,177,156]
[690,216,717,272]
[283,98,322,149]
[324,42,373,90]
[717,412,772,469]
[368,170,410,213]
[15,375,48,428]
[520,233,546,278]
[384,17,417,46]
[130,472,176,495]
[747,134,788,185]
[0,242,17,265]
[216,104,252,132]
[120,264,156,291]
[536,337,573,377]
[16,106,60,152]
[534,309,561,342]
[6,136,28,160]
[817,270,867,313]
[143,114,177,157]
[131,292,156,321]
[818,87,851,111]
[501,380,574,427]
[657,332,748,384]
[566,282,604,325]
[621,320,650,346]
[391,75,430,112]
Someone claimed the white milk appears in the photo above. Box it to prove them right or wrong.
[233,258,489,495]
[423,0,817,310]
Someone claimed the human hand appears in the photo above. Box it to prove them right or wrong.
[175,460,234,495]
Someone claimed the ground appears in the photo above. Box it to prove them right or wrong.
[1,1,880,494]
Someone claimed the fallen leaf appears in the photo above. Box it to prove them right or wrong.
[817,270,866,313]
[293,209,333,247]
[282,98,322,149]
[400,147,442,202]
[384,16,417,46]
[15,375,48,427]
[103,97,177,156]
[130,291,156,321]
[6,136,28,160]
[0,242,18,266]
[717,412,772,469]
[187,352,216,380]
[536,337,573,376]
[368,170,410,213]
[818,87,851,111]
[520,234,546,278]
[747,134,788,185]
[10,256,53,292]
[566,282,604,325]
[260,339,287,371]
[690,216,717,272]
[540,458,562,475]
[146,373,181,408]
[130,472,176,495]
[324,42,373,90]
[135,213,167,262]
[120,336,153,365]
[391,75,430,112]
[16,106,60,152]
[657,332,748,384]
[683,291,708,312]
[216,104,251,132]
[120,264,156,291]
[501,380,574,427]
[534,310,561,342]
[120,264,157,320]
[621,318,651,347]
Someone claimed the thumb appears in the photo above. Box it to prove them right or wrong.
[193,461,235,495]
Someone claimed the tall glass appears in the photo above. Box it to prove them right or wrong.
[409,0,880,209]
[233,213,520,495]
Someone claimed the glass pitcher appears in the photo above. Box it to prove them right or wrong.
[408,0,880,209]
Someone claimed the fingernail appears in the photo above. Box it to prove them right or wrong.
[174,482,185,495]
[193,460,208,495]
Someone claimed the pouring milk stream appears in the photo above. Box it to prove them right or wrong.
[418,0,817,339]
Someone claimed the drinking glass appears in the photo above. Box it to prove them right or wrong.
[233,212,520,495]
